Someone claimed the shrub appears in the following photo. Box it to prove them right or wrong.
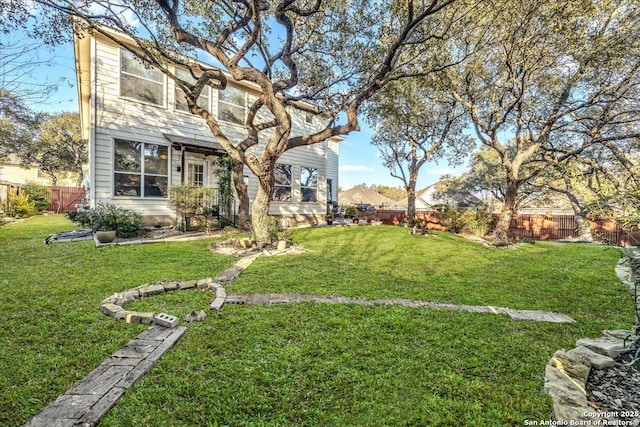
[441,207,468,234]
[91,203,143,237]
[66,203,143,237]
[344,205,357,218]
[465,207,495,236]
[7,193,36,218]
[21,182,49,213]
[65,211,93,228]
[168,184,218,231]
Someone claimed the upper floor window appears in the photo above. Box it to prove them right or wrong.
[301,166,318,202]
[114,139,168,198]
[273,163,292,202]
[120,49,164,106]
[218,85,247,125]
[305,111,314,124]
[174,67,210,112]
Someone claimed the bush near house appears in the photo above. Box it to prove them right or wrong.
[6,193,36,218]
[66,203,143,237]
[21,182,50,213]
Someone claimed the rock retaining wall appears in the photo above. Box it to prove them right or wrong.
[543,254,638,423]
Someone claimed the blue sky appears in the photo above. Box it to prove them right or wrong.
[10,35,463,192]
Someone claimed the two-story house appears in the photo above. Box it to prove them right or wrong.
[73,26,340,226]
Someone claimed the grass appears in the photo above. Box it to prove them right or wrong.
[0,216,634,426]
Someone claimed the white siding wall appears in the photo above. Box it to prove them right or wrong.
[90,36,339,221]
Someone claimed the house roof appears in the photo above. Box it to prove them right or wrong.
[338,185,398,207]
[396,183,483,209]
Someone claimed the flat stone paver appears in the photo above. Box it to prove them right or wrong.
[224,292,575,323]
[22,325,186,427]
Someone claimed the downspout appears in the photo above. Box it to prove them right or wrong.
[90,36,97,208]
[180,145,185,183]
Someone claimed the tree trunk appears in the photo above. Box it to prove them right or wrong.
[491,182,518,241]
[251,174,275,243]
[232,160,250,231]
[406,183,417,227]
[563,178,593,242]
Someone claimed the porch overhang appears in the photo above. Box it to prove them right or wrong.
[162,133,226,157]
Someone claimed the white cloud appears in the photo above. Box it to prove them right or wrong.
[340,165,375,172]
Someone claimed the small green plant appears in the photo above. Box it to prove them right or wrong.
[345,205,357,218]
[65,210,93,228]
[7,193,36,218]
[277,228,293,243]
[264,215,282,243]
[21,182,49,213]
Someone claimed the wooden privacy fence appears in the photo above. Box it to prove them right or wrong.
[0,183,85,213]
[376,209,640,247]
[48,186,86,213]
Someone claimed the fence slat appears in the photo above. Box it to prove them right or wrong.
[376,210,640,247]
[48,186,86,213]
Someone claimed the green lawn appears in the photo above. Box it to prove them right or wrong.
[0,216,634,426]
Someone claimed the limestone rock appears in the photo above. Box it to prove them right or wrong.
[132,312,155,324]
[567,346,616,369]
[122,291,136,303]
[197,278,213,289]
[99,303,124,317]
[138,284,165,297]
[183,310,207,323]
[544,365,592,422]
[576,337,627,358]
[601,329,634,341]
[178,280,197,290]
[549,350,590,383]
[113,310,136,322]
[162,281,179,292]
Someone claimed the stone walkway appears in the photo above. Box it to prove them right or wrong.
[224,293,575,323]
[22,326,186,427]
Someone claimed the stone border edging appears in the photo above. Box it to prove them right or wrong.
[98,252,264,326]
[94,232,220,247]
[543,255,638,422]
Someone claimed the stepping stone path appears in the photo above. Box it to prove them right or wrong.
[23,244,577,426]
[224,293,575,323]
[22,326,186,427]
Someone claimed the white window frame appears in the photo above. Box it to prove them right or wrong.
[186,159,206,186]
[120,48,165,106]
[300,166,318,203]
[218,84,247,125]
[273,163,292,202]
[113,139,169,198]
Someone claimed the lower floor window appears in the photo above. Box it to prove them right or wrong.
[301,166,318,202]
[274,163,292,202]
[114,139,168,197]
